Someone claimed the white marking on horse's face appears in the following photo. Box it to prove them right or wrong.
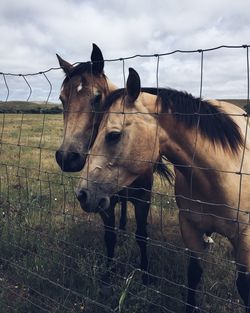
[77,83,83,92]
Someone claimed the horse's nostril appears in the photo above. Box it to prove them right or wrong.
[98,196,110,210]
[55,150,63,165]
[76,189,89,205]
[55,149,84,172]
[69,152,80,162]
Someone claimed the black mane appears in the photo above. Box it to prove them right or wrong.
[103,87,244,153]
[158,88,244,153]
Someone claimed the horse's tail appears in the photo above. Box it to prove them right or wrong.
[154,156,174,186]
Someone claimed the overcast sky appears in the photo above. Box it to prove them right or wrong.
[0,0,249,102]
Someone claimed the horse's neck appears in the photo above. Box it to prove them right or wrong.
[139,92,195,166]
[161,121,225,199]
[140,92,199,167]
[158,119,208,166]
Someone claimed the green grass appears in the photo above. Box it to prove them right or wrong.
[0,101,62,114]
[0,113,246,313]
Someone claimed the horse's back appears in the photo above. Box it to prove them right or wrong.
[209,99,246,114]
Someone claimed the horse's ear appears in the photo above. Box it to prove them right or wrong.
[126,68,141,103]
[56,54,72,73]
[91,43,104,74]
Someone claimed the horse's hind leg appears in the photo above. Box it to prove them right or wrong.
[179,213,205,313]
[119,200,127,231]
[233,232,250,312]
[236,266,250,313]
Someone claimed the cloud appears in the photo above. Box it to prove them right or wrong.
[0,0,249,101]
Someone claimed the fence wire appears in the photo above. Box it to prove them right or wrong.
[0,44,250,313]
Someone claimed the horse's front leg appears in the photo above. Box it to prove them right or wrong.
[179,212,205,313]
[119,200,127,231]
[99,201,117,284]
[133,191,151,285]
[186,253,203,313]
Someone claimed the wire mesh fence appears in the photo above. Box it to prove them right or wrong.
[0,44,249,313]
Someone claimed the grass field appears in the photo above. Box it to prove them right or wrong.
[0,101,62,114]
[0,113,246,313]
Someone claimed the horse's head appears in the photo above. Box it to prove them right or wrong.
[76,68,160,212]
[55,44,116,172]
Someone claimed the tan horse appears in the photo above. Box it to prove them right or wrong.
[76,68,250,312]
[55,45,173,284]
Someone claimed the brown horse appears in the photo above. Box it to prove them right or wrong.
[55,45,172,284]
[76,68,250,312]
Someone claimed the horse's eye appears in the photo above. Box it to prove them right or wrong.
[95,94,102,103]
[92,93,102,106]
[105,131,122,144]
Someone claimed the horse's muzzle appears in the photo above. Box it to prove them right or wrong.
[75,188,110,213]
[55,149,85,172]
